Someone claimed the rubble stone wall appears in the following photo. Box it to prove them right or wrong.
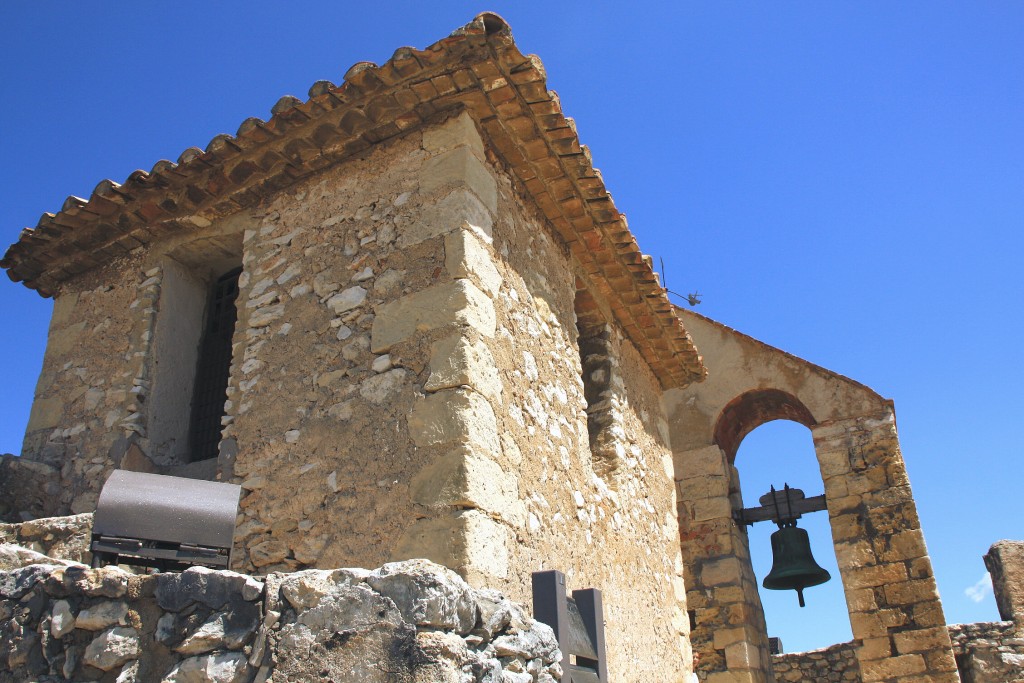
[0,455,60,522]
[17,254,151,516]
[222,117,458,575]
[770,641,860,682]
[0,514,92,566]
[460,150,689,679]
[768,620,1024,683]
[948,620,1024,683]
[11,112,690,680]
[0,558,562,683]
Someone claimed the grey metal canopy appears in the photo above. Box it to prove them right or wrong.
[91,470,241,570]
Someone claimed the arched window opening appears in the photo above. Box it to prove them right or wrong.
[736,420,852,653]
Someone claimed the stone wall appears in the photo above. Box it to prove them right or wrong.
[985,540,1024,626]
[770,641,860,682]
[946,540,1024,683]
[667,312,961,683]
[948,620,1024,683]
[0,454,60,522]
[223,117,463,575]
[463,139,689,679]
[769,624,1024,683]
[17,253,151,515]
[11,111,690,680]
[0,514,92,566]
[0,557,562,683]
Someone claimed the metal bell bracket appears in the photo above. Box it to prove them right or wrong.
[733,483,827,527]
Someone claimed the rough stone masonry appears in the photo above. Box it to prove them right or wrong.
[0,551,563,683]
[3,12,1016,683]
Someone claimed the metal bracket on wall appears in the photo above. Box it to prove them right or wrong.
[733,484,827,527]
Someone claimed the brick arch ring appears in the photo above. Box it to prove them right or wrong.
[712,388,816,463]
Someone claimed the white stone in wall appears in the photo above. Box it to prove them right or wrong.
[372,269,404,295]
[312,275,339,299]
[76,601,129,630]
[161,652,249,683]
[50,599,75,638]
[359,369,406,405]
[270,229,302,247]
[342,335,369,361]
[83,626,140,672]
[247,304,284,328]
[522,351,539,381]
[327,401,354,421]
[326,286,367,315]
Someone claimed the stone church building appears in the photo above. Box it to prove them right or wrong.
[2,13,1018,683]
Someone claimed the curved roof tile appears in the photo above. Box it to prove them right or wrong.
[1,12,704,387]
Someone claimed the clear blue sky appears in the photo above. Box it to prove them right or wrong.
[1,1,1021,653]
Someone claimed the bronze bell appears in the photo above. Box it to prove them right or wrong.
[762,524,831,607]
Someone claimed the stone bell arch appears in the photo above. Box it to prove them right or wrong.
[665,309,960,683]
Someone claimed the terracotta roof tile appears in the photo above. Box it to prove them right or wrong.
[1,12,704,388]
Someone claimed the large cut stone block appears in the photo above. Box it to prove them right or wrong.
[700,557,744,588]
[677,473,730,502]
[422,112,486,159]
[46,321,88,357]
[399,189,494,247]
[392,509,509,582]
[845,561,908,589]
[410,447,524,527]
[408,389,498,454]
[678,445,728,478]
[892,626,953,655]
[371,280,495,353]
[50,292,80,327]
[425,334,502,401]
[985,539,1024,625]
[859,653,926,681]
[444,228,502,296]
[25,397,64,432]
[420,146,497,213]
